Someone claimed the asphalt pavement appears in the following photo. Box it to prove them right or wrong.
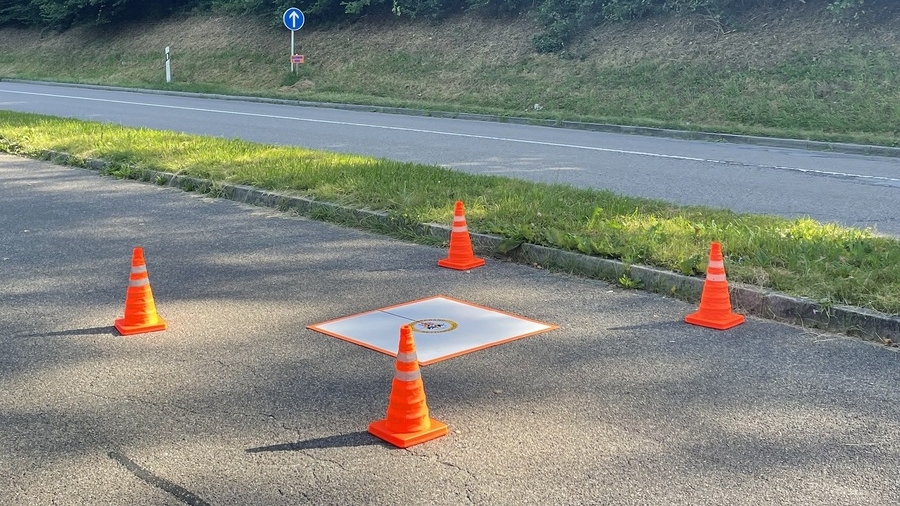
[3,153,900,505]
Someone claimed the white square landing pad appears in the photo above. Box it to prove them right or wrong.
[307,295,558,365]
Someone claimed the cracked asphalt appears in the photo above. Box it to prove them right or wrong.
[3,153,900,506]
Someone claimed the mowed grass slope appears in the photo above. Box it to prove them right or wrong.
[0,2,898,145]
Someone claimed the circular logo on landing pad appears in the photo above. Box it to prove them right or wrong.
[411,319,458,333]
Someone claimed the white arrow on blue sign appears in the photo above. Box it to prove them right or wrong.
[283,7,305,31]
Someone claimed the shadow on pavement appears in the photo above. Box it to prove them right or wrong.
[246,431,380,453]
[15,325,117,339]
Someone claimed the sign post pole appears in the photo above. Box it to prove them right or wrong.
[282,8,305,73]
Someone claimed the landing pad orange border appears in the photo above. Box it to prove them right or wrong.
[307,295,558,365]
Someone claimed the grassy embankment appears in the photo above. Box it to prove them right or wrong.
[0,3,898,146]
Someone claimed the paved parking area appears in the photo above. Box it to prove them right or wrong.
[2,153,900,505]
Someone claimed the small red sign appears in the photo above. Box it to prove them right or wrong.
[290,54,305,64]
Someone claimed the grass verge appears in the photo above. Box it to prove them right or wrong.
[2,110,899,317]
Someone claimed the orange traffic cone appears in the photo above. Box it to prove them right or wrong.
[368,324,448,448]
[114,247,167,336]
[438,200,485,270]
[685,242,745,330]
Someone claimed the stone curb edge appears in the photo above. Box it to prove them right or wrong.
[32,149,900,345]
[4,78,900,159]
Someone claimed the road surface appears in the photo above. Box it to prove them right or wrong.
[1,80,899,235]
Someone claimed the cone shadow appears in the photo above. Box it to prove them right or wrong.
[16,325,118,339]
[245,431,378,453]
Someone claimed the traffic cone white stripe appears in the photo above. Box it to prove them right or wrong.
[394,369,422,382]
[397,351,418,363]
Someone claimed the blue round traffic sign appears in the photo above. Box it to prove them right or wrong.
[283,7,305,31]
